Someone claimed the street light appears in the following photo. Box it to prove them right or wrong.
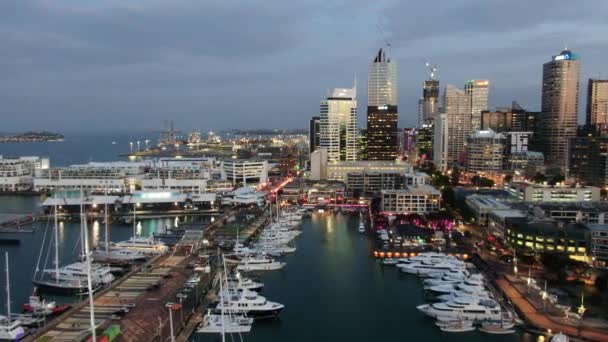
[165,302,175,342]
[137,140,140,152]
[145,139,150,150]
[129,141,133,153]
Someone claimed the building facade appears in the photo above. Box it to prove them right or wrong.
[367,49,398,160]
[567,136,608,187]
[320,87,358,162]
[539,50,580,172]
[465,80,490,133]
[504,182,600,202]
[309,116,320,153]
[443,85,471,167]
[433,113,448,171]
[220,160,268,186]
[467,129,506,172]
[418,79,440,127]
[380,185,441,214]
[586,79,608,135]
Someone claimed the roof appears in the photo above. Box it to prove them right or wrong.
[122,191,187,204]
[584,224,608,232]
[489,209,526,220]
[466,194,510,210]
[382,185,440,196]
[42,195,120,206]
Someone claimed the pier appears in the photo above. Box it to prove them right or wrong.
[27,207,271,342]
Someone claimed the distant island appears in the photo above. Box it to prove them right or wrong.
[0,131,64,143]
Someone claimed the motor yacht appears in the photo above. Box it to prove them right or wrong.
[399,260,466,276]
[236,256,286,272]
[0,316,26,340]
[106,237,168,254]
[427,275,486,295]
[197,311,253,334]
[226,274,264,292]
[43,262,115,286]
[214,290,284,318]
[417,297,502,321]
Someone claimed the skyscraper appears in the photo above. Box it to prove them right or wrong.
[442,85,471,167]
[418,80,440,127]
[367,48,398,160]
[540,49,580,172]
[586,79,608,135]
[465,80,489,133]
[309,116,320,153]
[319,87,358,162]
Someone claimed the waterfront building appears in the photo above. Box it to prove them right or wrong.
[465,194,511,224]
[320,87,358,162]
[418,79,440,127]
[487,209,527,237]
[586,79,608,135]
[539,50,580,172]
[380,185,441,214]
[525,202,608,225]
[504,182,600,202]
[305,181,347,205]
[467,129,506,172]
[309,116,321,153]
[220,160,268,186]
[504,218,588,255]
[367,48,398,160]
[465,80,490,133]
[0,156,49,192]
[567,135,608,187]
[441,85,471,168]
[312,159,413,183]
[346,170,429,196]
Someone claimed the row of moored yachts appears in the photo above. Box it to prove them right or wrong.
[383,252,518,334]
[197,206,307,335]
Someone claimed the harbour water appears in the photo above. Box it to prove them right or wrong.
[191,213,536,342]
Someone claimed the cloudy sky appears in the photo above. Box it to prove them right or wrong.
[2,0,607,133]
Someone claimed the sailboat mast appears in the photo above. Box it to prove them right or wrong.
[104,187,109,254]
[220,272,225,342]
[133,203,137,245]
[81,201,97,341]
[54,203,60,282]
[5,252,11,322]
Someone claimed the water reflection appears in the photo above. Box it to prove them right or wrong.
[92,221,100,246]
[136,220,142,236]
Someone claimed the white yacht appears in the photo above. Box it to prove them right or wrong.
[436,292,492,302]
[215,290,284,318]
[226,274,264,292]
[439,319,476,332]
[358,220,365,233]
[424,272,471,287]
[0,317,25,341]
[43,262,115,286]
[428,275,486,295]
[551,333,570,342]
[417,297,502,321]
[92,248,146,263]
[108,237,168,254]
[399,260,465,276]
[197,312,253,334]
[236,256,286,272]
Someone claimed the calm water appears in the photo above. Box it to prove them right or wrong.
[191,213,537,342]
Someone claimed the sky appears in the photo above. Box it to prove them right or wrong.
[2,0,608,133]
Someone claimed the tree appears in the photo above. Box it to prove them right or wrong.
[532,172,546,184]
[471,175,494,188]
[450,167,461,186]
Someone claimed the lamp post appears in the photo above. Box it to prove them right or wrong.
[129,141,133,153]
[165,302,175,342]
[145,139,150,150]
[137,140,140,152]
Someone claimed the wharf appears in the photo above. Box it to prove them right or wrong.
[496,275,608,341]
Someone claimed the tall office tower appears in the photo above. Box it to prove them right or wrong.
[586,79,608,135]
[367,48,398,160]
[481,103,533,133]
[442,85,471,167]
[319,87,358,162]
[309,116,321,153]
[416,122,434,164]
[540,49,580,172]
[418,80,440,127]
[465,80,489,133]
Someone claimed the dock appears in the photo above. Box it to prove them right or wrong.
[28,207,271,342]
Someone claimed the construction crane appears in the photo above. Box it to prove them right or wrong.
[425,61,438,80]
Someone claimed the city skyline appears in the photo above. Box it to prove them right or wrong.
[2,1,608,132]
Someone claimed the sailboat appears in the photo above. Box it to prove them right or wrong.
[33,200,113,294]
[0,252,27,340]
[197,274,253,334]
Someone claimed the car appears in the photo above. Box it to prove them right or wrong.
[499,255,514,263]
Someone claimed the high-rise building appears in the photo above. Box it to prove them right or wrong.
[418,80,440,127]
[442,85,471,167]
[539,50,580,172]
[586,79,608,135]
[415,122,434,165]
[480,102,536,133]
[433,114,448,171]
[567,135,608,186]
[467,129,505,172]
[309,116,320,153]
[367,48,398,160]
[319,87,358,162]
[465,80,489,133]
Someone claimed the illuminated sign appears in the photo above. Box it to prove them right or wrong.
[377,105,388,110]
[476,81,489,86]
